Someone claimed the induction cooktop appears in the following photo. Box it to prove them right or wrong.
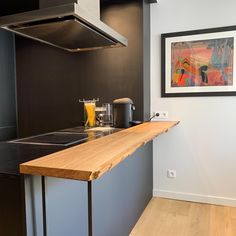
[9,132,94,146]
[9,126,120,147]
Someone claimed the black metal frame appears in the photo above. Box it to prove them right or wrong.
[161,25,236,97]
[41,176,47,236]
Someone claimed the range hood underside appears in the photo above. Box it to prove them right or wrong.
[0,3,128,52]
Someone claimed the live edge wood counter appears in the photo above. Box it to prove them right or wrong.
[20,121,179,181]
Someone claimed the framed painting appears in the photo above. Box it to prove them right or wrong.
[161,26,236,97]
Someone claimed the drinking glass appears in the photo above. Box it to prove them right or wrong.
[102,103,113,127]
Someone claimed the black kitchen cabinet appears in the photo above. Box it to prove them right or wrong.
[0,174,26,236]
[0,29,17,141]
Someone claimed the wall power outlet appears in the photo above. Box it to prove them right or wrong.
[167,169,176,178]
[153,111,169,120]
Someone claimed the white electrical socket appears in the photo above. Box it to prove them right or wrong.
[153,111,169,120]
[167,169,177,178]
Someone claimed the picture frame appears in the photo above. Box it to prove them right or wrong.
[161,26,236,97]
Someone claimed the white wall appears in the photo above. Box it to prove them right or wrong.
[151,0,236,206]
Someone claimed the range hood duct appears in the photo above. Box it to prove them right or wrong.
[0,0,128,52]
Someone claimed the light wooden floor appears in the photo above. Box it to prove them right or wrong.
[130,198,236,236]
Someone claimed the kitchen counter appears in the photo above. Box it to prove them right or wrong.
[19,121,179,236]
[20,121,179,181]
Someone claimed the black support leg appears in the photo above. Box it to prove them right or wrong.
[41,176,47,236]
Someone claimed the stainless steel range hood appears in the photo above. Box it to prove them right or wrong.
[0,1,128,52]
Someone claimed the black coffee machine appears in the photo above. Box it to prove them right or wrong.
[113,98,137,128]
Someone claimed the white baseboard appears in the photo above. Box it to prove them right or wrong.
[153,189,236,207]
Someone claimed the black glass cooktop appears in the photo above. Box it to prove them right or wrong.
[10,132,91,146]
[9,127,120,147]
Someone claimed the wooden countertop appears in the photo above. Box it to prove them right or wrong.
[20,121,179,181]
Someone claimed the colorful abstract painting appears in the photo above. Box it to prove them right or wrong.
[171,37,234,87]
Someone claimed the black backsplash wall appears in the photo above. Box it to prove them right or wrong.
[16,0,150,138]
[16,39,84,137]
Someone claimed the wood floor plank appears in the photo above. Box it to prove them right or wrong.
[184,202,210,236]
[130,198,236,236]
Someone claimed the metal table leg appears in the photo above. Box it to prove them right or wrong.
[41,176,47,236]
